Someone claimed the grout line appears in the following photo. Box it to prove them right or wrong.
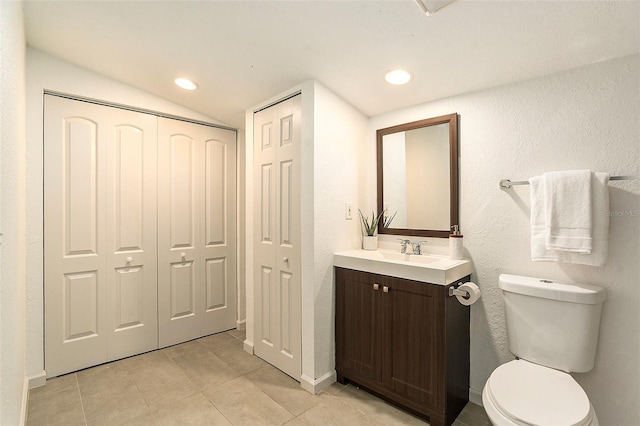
[75,373,89,426]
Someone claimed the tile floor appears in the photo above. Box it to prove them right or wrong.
[27,329,491,426]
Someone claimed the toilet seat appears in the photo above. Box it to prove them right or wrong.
[483,360,595,426]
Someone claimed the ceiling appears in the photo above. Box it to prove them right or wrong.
[23,0,640,129]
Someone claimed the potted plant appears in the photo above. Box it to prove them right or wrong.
[359,209,396,250]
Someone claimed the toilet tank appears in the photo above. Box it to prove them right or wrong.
[499,274,606,373]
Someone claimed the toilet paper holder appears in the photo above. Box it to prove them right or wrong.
[448,284,470,299]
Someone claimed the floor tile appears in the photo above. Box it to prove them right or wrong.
[172,349,240,390]
[28,373,78,401]
[210,339,267,375]
[26,332,491,426]
[455,402,492,426]
[227,328,246,342]
[245,365,320,416]
[196,331,238,351]
[27,386,85,426]
[331,384,427,425]
[296,393,386,426]
[203,376,294,426]
[153,392,231,426]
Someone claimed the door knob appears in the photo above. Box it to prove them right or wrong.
[126,257,133,263]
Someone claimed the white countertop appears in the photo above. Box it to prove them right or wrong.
[333,249,472,285]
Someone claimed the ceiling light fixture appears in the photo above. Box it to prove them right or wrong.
[174,77,199,91]
[385,69,413,85]
[414,0,457,16]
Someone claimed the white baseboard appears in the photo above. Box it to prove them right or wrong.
[27,371,47,389]
[236,319,246,330]
[21,376,29,425]
[300,370,336,395]
[243,339,254,354]
[469,386,483,406]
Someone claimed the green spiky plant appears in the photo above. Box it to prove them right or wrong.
[359,209,396,236]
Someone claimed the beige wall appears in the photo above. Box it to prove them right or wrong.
[0,1,27,423]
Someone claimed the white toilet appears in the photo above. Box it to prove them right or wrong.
[483,274,606,426]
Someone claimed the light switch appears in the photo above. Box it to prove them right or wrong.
[345,202,353,220]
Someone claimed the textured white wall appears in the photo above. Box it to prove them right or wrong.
[0,1,27,423]
[370,55,640,425]
[312,82,369,379]
[25,49,233,382]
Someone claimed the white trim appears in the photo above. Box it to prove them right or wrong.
[243,339,254,354]
[21,376,29,425]
[236,319,246,331]
[300,370,336,395]
[27,371,47,389]
[469,385,483,406]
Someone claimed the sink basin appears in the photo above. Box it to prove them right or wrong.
[379,251,440,265]
[333,249,471,285]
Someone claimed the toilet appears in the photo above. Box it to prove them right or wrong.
[483,274,606,426]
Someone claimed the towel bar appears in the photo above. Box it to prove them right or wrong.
[499,175,640,189]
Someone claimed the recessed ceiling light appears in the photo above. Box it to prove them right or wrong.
[174,77,199,91]
[385,69,412,85]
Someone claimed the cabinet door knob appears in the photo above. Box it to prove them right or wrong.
[383,286,389,293]
[283,257,289,263]
[181,252,187,259]
[126,257,133,263]
[373,283,379,290]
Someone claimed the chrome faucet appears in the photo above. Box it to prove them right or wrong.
[413,241,428,255]
[397,239,412,254]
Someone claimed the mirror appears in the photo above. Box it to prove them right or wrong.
[377,113,458,238]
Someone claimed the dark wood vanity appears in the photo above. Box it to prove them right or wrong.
[335,267,470,426]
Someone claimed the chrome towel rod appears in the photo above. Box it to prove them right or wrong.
[499,175,640,189]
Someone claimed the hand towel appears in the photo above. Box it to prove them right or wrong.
[555,172,610,266]
[530,172,610,266]
[529,176,559,261]
[544,170,593,253]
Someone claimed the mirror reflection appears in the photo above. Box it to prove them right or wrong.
[377,113,458,238]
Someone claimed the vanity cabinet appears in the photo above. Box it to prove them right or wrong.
[335,267,470,426]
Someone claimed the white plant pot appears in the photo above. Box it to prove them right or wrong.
[362,235,378,251]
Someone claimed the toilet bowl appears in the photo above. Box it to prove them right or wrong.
[482,360,599,426]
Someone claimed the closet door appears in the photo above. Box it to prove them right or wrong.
[44,95,158,377]
[253,95,302,379]
[157,118,237,347]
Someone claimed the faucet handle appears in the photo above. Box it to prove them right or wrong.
[397,238,411,253]
[413,241,428,255]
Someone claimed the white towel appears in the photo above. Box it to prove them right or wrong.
[544,170,593,253]
[529,171,610,266]
[555,172,610,266]
[530,176,558,261]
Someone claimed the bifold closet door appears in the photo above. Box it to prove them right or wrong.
[253,95,302,379]
[157,118,237,347]
[44,95,158,377]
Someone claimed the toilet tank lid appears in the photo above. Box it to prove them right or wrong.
[499,274,606,304]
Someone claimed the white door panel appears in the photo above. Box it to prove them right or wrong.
[104,108,158,361]
[45,96,236,376]
[158,118,237,347]
[254,95,301,379]
[45,96,157,376]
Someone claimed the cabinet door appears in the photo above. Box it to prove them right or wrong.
[335,268,383,382]
[382,276,445,409]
